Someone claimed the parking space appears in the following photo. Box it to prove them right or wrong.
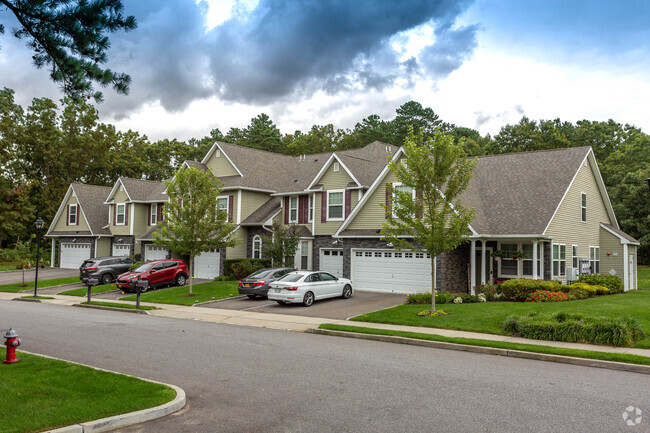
[198,290,405,320]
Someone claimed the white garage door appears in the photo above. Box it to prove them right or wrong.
[60,243,91,269]
[145,244,167,261]
[112,244,131,257]
[352,249,432,293]
[320,249,343,278]
[194,249,221,279]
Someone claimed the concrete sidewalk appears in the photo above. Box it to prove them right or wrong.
[2,291,649,358]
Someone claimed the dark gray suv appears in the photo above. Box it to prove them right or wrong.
[80,256,136,285]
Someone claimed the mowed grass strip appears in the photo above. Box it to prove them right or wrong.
[319,324,650,366]
[81,301,159,310]
[60,284,120,296]
[119,280,240,306]
[0,260,20,272]
[0,277,80,293]
[638,265,649,291]
[0,352,176,433]
[352,290,650,348]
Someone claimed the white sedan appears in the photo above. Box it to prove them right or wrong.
[267,271,353,307]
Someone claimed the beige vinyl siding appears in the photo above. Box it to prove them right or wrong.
[95,237,111,257]
[52,194,90,232]
[226,227,247,259]
[110,189,131,236]
[132,203,149,238]
[546,157,611,282]
[312,162,357,236]
[206,149,240,177]
[240,191,271,221]
[599,228,624,280]
[347,170,400,230]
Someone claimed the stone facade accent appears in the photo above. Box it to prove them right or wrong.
[246,227,268,259]
[436,243,471,293]
[543,241,551,281]
[57,236,95,266]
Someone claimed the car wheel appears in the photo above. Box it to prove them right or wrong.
[247,294,256,299]
[342,285,352,299]
[100,273,112,285]
[176,274,186,286]
[302,291,314,307]
[276,300,287,305]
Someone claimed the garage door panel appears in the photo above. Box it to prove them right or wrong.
[61,243,91,269]
[194,249,221,279]
[352,249,431,293]
[145,245,167,261]
[112,244,130,257]
[320,249,343,278]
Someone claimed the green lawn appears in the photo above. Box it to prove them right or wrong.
[352,290,650,348]
[0,352,175,433]
[0,276,80,293]
[81,301,159,310]
[0,260,20,272]
[119,280,240,305]
[60,283,120,296]
[638,265,649,290]
[21,296,54,300]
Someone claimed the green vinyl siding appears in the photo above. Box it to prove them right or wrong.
[111,189,130,236]
[600,228,624,281]
[95,237,111,257]
[226,227,247,259]
[312,162,357,236]
[240,191,271,222]
[132,203,148,238]
[546,157,611,283]
[206,148,240,177]
[347,169,400,230]
[52,193,90,232]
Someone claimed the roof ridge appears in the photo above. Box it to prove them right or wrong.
[119,176,165,184]
[473,146,591,160]
[217,141,296,160]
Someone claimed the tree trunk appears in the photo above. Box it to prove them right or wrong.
[189,255,193,296]
[431,255,436,313]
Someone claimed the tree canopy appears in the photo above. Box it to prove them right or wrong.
[0,0,136,102]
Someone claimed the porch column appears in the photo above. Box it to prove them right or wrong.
[540,242,545,280]
[532,240,538,280]
[470,240,476,295]
[480,240,486,285]
[50,238,56,267]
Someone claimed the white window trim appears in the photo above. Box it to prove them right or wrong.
[392,182,416,218]
[252,235,262,259]
[581,192,587,222]
[497,242,542,279]
[150,203,158,226]
[216,149,221,158]
[572,244,578,269]
[289,196,298,223]
[308,194,314,223]
[589,245,600,274]
[116,203,126,226]
[216,195,229,214]
[68,204,77,225]
[327,189,345,221]
[552,243,567,278]
[333,162,340,172]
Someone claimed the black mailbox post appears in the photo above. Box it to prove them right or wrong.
[85,278,99,304]
[134,276,150,309]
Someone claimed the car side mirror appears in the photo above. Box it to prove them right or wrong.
[150,269,156,273]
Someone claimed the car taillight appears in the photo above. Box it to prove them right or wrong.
[285,286,298,291]
[85,267,98,271]
[251,281,265,286]
[238,282,243,286]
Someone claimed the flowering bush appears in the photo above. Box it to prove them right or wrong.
[475,282,501,300]
[417,309,449,317]
[477,293,487,302]
[501,278,562,301]
[453,297,463,304]
[570,282,609,296]
[525,290,568,302]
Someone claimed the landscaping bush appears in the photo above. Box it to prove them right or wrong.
[564,286,590,300]
[500,278,562,301]
[223,258,272,280]
[405,291,452,305]
[570,282,609,296]
[525,290,568,302]
[578,274,624,294]
[475,283,499,300]
[503,312,646,347]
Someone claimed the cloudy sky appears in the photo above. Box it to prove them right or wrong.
[2,0,649,141]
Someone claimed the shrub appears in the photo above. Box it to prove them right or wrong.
[503,312,646,347]
[406,291,452,305]
[223,258,272,279]
[475,283,499,300]
[578,274,624,294]
[570,282,609,296]
[525,290,568,302]
[458,293,479,303]
[500,278,562,301]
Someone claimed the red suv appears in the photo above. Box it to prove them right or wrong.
[116,259,188,292]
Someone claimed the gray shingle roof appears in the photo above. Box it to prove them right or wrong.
[601,223,639,244]
[119,177,168,202]
[460,147,591,235]
[241,197,281,225]
[72,183,113,235]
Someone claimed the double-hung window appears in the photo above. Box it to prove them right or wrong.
[150,203,157,225]
[572,245,578,268]
[327,190,344,220]
[553,244,566,277]
[589,246,600,274]
[500,243,518,276]
[252,235,262,259]
[217,197,228,216]
[581,193,587,222]
[68,204,77,225]
[392,183,415,217]
[289,196,298,223]
[116,204,125,225]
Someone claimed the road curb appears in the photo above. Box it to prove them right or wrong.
[13,297,42,302]
[73,303,151,315]
[310,328,650,375]
[12,350,187,433]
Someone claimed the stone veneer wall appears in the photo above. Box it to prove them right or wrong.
[58,236,95,266]
[246,227,268,259]
[544,241,551,281]
[436,242,471,293]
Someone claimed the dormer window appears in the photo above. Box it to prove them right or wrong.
[116,204,126,225]
[68,204,77,225]
[150,203,158,225]
[333,162,340,172]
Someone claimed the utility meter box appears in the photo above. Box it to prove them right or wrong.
[566,267,579,281]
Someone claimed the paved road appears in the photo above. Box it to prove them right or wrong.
[201,290,405,320]
[1,302,648,433]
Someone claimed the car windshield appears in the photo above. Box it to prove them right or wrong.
[247,269,270,278]
[277,273,304,282]
[133,263,153,273]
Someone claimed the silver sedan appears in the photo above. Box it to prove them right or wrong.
[267,271,353,307]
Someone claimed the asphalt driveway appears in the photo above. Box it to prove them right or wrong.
[0,267,79,285]
[198,290,405,320]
